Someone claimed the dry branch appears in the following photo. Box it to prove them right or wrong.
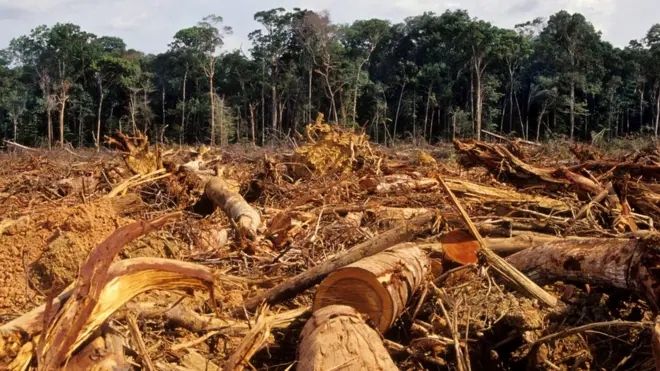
[297,305,398,371]
[314,243,429,332]
[437,175,559,307]
[243,212,437,312]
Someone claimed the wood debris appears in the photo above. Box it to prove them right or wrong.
[2,128,660,370]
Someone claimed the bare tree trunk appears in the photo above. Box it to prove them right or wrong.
[181,68,188,144]
[429,108,435,142]
[515,91,525,138]
[374,106,379,143]
[57,80,71,148]
[308,69,313,124]
[161,84,166,136]
[500,97,507,132]
[509,69,514,132]
[352,56,371,124]
[470,65,475,131]
[12,117,18,142]
[271,56,278,138]
[423,85,431,142]
[209,57,216,146]
[393,82,406,142]
[475,69,483,141]
[655,84,660,137]
[249,103,256,146]
[339,86,347,125]
[96,87,104,151]
[412,89,417,144]
[536,106,546,142]
[261,62,265,145]
[570,79,576,140]
[129,91,138,134]
[271,83,277,137]
[218,96,224,147]
[640,88,645,130]
[47,107,53,149]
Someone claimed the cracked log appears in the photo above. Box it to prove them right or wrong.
[313,243,429,333]
[297,305,398,371]
[506,234,660,310]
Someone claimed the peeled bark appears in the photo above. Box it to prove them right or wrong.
[506,234,660,310]
[314,243,429,332]
[297,305,398,371]
[204,176,261,239]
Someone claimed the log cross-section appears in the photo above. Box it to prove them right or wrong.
[313,243,429,332]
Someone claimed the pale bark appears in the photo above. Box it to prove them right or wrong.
[249,102,256,146]
[297,305,398,371]
[96,87,104,151]
[393,82,406,142]
[314,244,429,332]
[209,56,216,146]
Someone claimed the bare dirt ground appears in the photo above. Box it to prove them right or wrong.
[1,125,659,370]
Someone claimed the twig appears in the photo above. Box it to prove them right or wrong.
[170,330,221,352]
[530,321,652,348]
[127,314,155,371]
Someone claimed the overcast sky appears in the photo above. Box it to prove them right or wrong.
[0,0,656,54]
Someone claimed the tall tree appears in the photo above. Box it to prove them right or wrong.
[171,15,232,145]
[538,11,602,139]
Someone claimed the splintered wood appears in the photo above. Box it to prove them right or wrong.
[5,128,660,370]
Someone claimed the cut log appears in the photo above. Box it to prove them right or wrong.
[297,305,398,371]
[242,212,436,312]
[360,174,570,213]
[205,176,261,239]
[313,243,429,332]
[506,234,660,310]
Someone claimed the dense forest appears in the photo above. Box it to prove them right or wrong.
[0,8,659,148]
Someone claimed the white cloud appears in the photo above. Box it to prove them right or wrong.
[0,0,654,54]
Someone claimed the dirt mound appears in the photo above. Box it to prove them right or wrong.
[0,196,151,310]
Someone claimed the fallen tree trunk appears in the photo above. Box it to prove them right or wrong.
[243,212,436,312]
[297,305,398,371]
[360,174,570,213]
[205,176,261,239]
[506,234,660,310]
[313,243,429,332]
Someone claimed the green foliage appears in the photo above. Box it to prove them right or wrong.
[1,10,660,147]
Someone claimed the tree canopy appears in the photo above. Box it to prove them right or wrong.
[1,9,659,147]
